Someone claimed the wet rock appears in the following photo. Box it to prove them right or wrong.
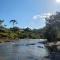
[26,43,35,46]
[37,46,43,48]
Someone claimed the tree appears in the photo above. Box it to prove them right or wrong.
[45,12,60,42]
[10,20,17,28]
[0,20,4,29]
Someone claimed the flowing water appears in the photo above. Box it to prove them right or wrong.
[0,39,50,60]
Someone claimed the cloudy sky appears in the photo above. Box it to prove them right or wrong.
[0,0,60,29]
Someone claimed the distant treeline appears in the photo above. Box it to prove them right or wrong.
[0,19,46,39]
[0,27,46,39]
[0,12,60,42]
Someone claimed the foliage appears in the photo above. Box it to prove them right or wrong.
[45,12,60,42]
[10,20,17,28]
[0,20,45,39]
[0,12,60,41]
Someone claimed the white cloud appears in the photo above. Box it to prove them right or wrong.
[32,12,53,20]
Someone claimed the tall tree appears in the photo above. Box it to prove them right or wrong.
[0,20,4,28]
[45,12,60,42]
[10,20,17,28]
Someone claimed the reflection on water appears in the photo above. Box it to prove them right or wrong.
[0,39,49,60]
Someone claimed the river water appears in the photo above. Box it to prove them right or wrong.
[0,39,50,60]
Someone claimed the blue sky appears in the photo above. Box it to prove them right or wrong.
[0,0,60,29]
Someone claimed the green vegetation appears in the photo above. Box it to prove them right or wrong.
[0,12,60,42]
[0,27,46,39]
[0,19,45,40]
[45,12,60,42]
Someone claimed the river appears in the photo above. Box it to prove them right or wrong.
[0,39,51,60]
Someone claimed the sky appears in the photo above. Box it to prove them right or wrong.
[0,0,60,29]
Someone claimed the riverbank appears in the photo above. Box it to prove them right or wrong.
[0,38,19,43]
[45,41,60,52]
[44,41,60,60]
